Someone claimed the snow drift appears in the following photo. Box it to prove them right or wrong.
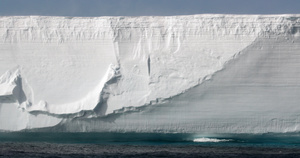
[0,15,300,132]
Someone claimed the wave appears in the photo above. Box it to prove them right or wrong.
[193,137,232,143]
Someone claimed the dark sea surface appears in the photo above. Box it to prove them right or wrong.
[1,132,300,157]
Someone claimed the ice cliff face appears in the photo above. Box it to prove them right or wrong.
[0,15,300,132]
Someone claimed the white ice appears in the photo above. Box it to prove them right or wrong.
[0,15,300,132]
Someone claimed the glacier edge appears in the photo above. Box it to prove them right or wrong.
[0,14,300,131]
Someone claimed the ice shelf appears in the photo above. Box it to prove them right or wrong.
[0,15,300,132]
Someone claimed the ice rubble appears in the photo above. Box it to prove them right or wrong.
[0,15,300,131]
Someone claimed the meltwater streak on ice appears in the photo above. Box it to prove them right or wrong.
[0,15,300,132]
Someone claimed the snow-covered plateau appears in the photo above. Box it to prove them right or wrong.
[0,14,300,132]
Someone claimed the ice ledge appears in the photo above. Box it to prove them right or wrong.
[37,64,121,115]
[0,64,120,116]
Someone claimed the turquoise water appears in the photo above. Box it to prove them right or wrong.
[1,133,300,157]
[1,132,300,147]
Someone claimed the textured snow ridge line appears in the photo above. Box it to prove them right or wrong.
[0,15,299,42]
[0,16,114,42]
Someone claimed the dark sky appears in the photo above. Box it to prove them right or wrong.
[0,0,299,17]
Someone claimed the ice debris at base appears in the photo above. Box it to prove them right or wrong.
[0,15,300,132]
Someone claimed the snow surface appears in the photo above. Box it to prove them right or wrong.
[0,15,300,132]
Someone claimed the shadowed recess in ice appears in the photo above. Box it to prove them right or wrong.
[0,15,300,132]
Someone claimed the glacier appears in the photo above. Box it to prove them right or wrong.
[0,14,300,132]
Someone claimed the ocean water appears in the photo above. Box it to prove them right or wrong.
[1,132,300,157]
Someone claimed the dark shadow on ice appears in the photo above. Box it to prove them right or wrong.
[93,70,121,117]
[12,76,27,105]
[147,55,151,76]
[0,96,15,104]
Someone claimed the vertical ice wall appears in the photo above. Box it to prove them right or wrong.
[0,15,299,132]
